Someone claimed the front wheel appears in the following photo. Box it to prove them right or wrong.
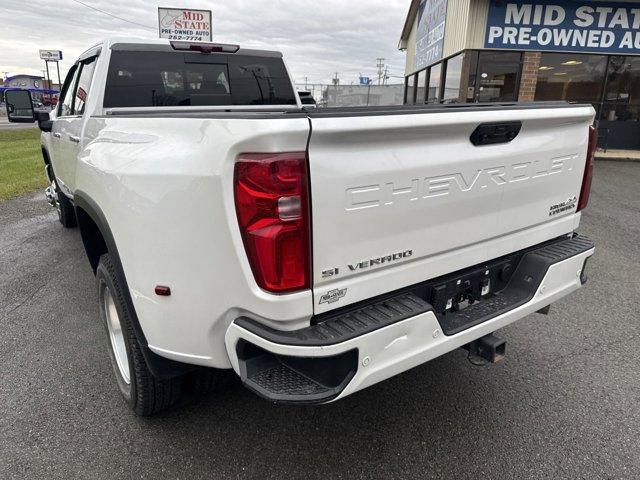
[96,254,222,415]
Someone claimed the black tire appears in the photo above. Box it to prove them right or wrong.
[96,254,222,415]
[97,254,182,415]
[57,189,77,228]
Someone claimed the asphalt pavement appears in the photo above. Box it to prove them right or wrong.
[0,114,38,131]
[1,161,639,479]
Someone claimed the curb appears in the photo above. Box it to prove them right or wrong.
[595,155,640,162]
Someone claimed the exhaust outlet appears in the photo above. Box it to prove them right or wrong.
[464,333,506,366]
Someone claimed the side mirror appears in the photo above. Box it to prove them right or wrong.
[4,89,35,123]
[35,110,53,132]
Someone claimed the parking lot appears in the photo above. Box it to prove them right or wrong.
[0,117,37,131]
[1,161,639,479]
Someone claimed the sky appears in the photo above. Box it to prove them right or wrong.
[0,0,409,86]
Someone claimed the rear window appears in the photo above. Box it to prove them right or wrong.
[103,51,297,107]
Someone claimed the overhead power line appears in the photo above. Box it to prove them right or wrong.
[69,0,156,30]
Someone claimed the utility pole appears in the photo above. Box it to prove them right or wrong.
[383,66,389,85]
[376,58,385,85]
[304,76,308,90]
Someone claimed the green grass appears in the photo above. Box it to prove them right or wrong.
[0,128,47,202]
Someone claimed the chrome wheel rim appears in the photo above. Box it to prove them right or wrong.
[102,285,130,384]
[47,180,61,217]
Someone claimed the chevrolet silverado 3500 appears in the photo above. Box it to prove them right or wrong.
[5,38,596,415]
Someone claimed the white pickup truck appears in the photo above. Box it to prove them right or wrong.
[5,38,596,415]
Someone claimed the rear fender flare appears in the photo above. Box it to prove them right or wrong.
[73,191,193,379]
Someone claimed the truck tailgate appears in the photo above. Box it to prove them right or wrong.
[307,104,595,313]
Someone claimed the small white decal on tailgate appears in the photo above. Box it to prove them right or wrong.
[549,196,578,216]
[319,288,347,304]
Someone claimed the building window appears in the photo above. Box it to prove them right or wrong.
[428,63,442,103]
[405,74,416,105]
[535,53,607,108]
[443,53,464,103]
[475,52,522,102]
[416,69,427,104]
[601,56,640,122]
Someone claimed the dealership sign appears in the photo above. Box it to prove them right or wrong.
[415,0,447,70]
[158,7,212,42]
[39,50,63,61]
[485,0,640,54]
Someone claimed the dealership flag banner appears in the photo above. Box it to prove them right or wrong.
[485,0,640,54]
[158,7,212,42]
[415,0,447,70]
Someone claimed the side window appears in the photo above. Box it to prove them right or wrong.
[58,65,80,117]
[74,57,97,115]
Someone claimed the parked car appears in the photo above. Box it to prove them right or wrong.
[6,38,596,415]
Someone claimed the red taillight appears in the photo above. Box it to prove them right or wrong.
[234,152,311,293]
[577,125,597,212]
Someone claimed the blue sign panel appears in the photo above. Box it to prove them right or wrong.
[415,0,448,70]
[485,0,640,55]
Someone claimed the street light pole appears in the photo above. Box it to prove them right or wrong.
[55,61,61,91]
[44,60,51,89]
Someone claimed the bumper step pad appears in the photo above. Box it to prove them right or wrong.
[236,342,358,404]
[235,292,432,347]
[251,362,330,397]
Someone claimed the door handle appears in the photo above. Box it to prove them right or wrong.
[53,132,61,138]
[69,135,80,143]
[470,122,522,146]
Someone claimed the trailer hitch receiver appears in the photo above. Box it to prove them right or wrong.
[464,333,506,366]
